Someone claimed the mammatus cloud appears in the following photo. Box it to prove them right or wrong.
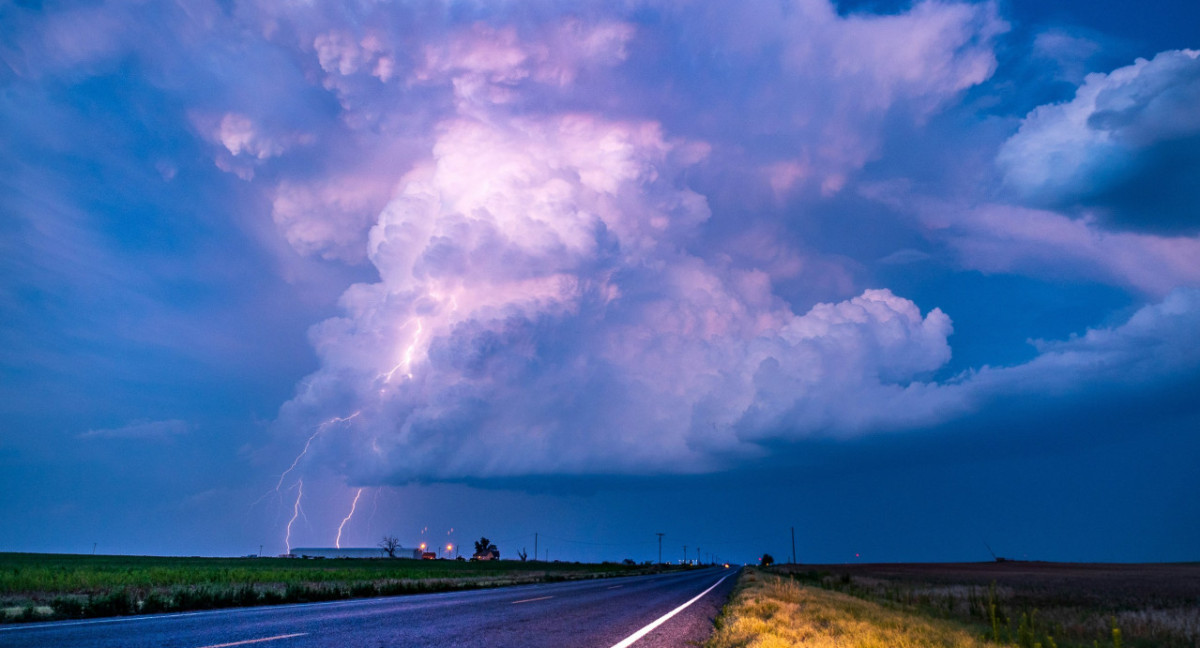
[998,49,1200,234]
[79,419,193,440]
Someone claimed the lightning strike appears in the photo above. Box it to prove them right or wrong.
[273,412,361,493]
[284,480,303,555]
[335,488,364,549]
[381,318,424,382]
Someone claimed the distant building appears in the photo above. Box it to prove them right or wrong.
[472,547,500,561]
[291,547,422,559]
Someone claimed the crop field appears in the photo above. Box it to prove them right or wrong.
[767,562,1200,648]
[0,552,680,622]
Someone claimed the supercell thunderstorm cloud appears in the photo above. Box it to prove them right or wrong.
[2,0,1199,561]
[274,0,990,481]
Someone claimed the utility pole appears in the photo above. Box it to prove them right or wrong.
[92,543,97,555]
[534,533,538,563]
[791,527,797,565]
[696,546,700,565]
[683,545,687,564]
[259,544,263,558]
[656,533,664,564]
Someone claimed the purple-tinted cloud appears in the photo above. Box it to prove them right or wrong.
[5,0,1197,492]
[895,197,1200,296]
[256,3,1200,483]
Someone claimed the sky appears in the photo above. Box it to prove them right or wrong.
[1,0,1198,565]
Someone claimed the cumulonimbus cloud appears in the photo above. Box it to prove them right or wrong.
[271,4,998,481]
[249,4,1195,483]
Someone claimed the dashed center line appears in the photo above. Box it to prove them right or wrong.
[607,585,624,589]
[511,595,554,604]
[196,633,307,648]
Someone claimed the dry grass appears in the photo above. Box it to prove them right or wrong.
[707,569,995,648]
[774,562,1200,648]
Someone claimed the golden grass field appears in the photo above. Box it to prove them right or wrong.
[708,563,1199,648]
[706,568,994,648]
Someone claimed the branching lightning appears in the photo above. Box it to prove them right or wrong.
[285,479,303,555]
[335,488,364,549]
[265,412,360,553]
[274,411,361,494]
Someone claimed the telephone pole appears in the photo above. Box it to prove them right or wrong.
[656,533,664,564]
[791,527,797,564]
[683,545,687,564]
[534,532,538,563]
[696,546,700,565]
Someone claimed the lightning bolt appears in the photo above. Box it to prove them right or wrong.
[381,318,424,382]
[335,488,364,549]
[273,412,361,493]
[285,479,303,555]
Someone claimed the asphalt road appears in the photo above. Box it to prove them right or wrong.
[0,567,738,648]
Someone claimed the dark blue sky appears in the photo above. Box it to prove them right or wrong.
[1,0,1198,564]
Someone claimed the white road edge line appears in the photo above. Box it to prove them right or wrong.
[607,585,624,589]
[511,596,554,604]
[196,632,308,648]
[609,573,732,648]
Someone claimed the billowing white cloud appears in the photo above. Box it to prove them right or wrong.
[998,49,1200,233]
[258,2,1021,480]
[277,87,959,480]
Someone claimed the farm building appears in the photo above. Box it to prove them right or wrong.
[290,547,422,559]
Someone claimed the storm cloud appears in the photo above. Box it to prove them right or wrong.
[3,0,1199,560]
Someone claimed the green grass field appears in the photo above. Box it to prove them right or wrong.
[0,552,682,622]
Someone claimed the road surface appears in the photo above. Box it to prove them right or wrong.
[0,567,737,648]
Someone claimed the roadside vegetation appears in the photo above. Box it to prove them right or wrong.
[774,562,1199,648]
[708,563,1198,648]
[0,552,685,623]
[706,568,995,648]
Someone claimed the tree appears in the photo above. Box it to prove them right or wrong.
[760,553,775,567]
[517,547,528,562]
[379,535,400,558]
[473,537,499,559]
